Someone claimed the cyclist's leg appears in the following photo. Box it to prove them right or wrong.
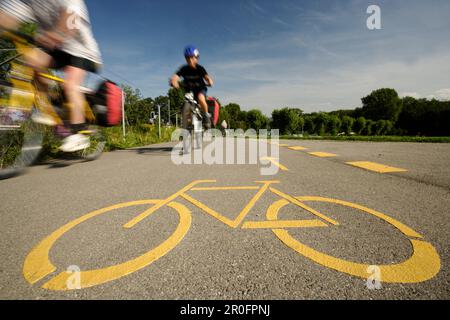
[23,49,61,125]
[52,51,99,152]
[196,92,208,114]
[196,91,212,129]
[59,65,90,152]
[64,65,87,125]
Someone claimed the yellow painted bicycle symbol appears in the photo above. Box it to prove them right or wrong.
[23,180,440,290]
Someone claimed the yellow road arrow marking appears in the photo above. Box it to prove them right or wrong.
[261,157,289,171]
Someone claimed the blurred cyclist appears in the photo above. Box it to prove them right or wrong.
[0,0,102,152]
[171,45,214,129]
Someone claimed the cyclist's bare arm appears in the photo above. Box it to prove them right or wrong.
[36,9,79,49]
[171,74,181,89]
[204,74,214,87]
[0,11,20,30]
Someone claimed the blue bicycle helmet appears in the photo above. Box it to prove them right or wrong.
[184,45,200,58]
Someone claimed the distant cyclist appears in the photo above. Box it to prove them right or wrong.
[171,45,214,129]
[0,0,102,152]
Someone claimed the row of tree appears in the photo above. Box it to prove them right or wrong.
[123,86,450,137]
[217,88,450,137]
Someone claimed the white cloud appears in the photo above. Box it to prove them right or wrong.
[400,92,421,99]
[433,89,450,101]
[400,89,450,101]
[216,51,450,113]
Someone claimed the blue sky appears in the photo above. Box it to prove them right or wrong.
[86,0,450,114]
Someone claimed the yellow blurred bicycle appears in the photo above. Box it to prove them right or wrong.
[0,31,120,179]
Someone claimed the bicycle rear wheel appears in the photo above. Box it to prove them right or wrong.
[0,109,43,180]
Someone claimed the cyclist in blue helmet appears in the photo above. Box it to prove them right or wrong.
[171,45,214,129]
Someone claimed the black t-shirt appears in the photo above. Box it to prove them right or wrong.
[176,65,208,91]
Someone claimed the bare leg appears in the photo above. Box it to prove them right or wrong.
[197,93,208,114]
[197,93,212,130]
[59,66,90,152]
[25,49,52,94]
[63,66,86,125]
[23,49,62,122]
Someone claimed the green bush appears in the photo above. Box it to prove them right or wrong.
[280,135,450,143]
[104,125,175,151]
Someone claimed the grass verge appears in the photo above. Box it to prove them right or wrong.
[104,124,175,151]
[279,135,450,143]
[39,124,176,160]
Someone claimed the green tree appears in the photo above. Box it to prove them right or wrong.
[122,85,143,125]
[384,120,394,135]
[397,97,421,135]
[139,97,155,123]
[271,108,300,135]
[287,108,303,134]
[396,97,450,136]
[237,110,248,130]
[297,117,305,135]
[291,108,304,118]
[154,95,170,124]
[362,119,376,136]
[326,115,342,136]
[124,89,156,125]
[353,117,367,135]
[223,103,242,129]
[303,116,315,134]
[314,113,329,136]
[218,108,230,129]
[361,88,403,122]
[374,120,387,135]
[168,88,184,124]
[246,109,269,131]
[341,116,355,134]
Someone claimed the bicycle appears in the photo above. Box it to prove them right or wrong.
[175,82,216,154]
[23,180,440,291]
[0,31,108,180]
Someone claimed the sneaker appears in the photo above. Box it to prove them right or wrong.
[202,112,212,130]
[31,110,57,126]
[59,134,90,153]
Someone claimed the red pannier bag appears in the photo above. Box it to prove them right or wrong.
[207,97,220,127]
[91,80,123,127]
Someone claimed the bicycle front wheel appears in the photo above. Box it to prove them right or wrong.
[0,110,43,180]
[267,197,440,284]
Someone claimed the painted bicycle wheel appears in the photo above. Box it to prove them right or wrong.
[267,197,440,284]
